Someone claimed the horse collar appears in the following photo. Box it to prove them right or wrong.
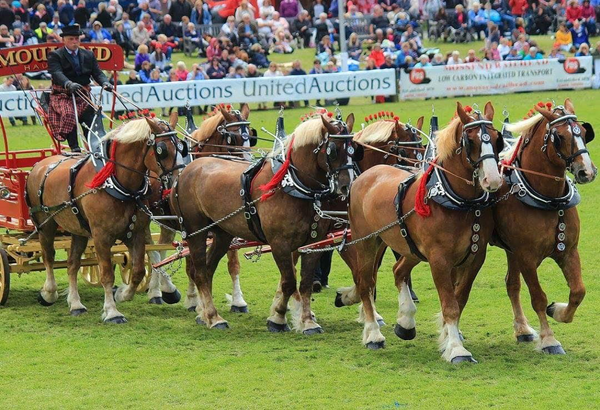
[426,165,492,211]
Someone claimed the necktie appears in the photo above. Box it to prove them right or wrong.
[69,51,81,75]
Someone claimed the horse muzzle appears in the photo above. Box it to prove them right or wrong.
[572,162,598,184]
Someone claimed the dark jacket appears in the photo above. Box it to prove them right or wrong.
[95,10,113,29]
[73,6,90,28]
[237,22,258,37]
[168,0,192,22]
[292,17,311,35]
[450,11,468,29]
[48,46,109,87]
[0,7,15,28]
[58,2,74,26]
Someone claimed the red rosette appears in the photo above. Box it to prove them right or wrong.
[150,112,156,118]
[327,112,333,118]
[393,116,399,121]
[464,105,473,113]
[537,102,545,108]
[546,102,552,110]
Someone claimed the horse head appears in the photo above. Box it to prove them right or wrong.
[534,99,597,184]
[145,117,189,189]
[318,113,355,197]
[455,101,503,193]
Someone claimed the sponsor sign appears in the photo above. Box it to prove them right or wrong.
[0,43,124,75]
[399,57,593,100]
[0,70,397,116]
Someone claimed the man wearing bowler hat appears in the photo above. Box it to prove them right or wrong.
[47,23,113,152]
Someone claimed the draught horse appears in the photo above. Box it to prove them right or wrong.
[347,102,503,363]
[491,99,596,354]
[170,113,355,333]
[26,118,184,323]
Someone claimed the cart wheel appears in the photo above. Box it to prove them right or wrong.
[118,252,151,292]
[0,249,11,306]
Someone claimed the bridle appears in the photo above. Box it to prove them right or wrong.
[313,117,355,194]
[541,107,593,170]
[195,110,256,157]
[145,121,190,190]
[387,124,425,165]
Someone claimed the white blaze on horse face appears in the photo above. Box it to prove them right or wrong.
[243,138,252,161]
[572,126,595,178]
[479,136,502,192]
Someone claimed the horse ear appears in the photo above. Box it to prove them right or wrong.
[321,115,338,135]
[240,103,250,120]
[484,101,495,121]
[416,116,424,131]
[169,111,178,129]
[345,113,355,133]
[456,102,471,125]
[564,98,575,114]
[534,105,555,122]
[145,117,163,135]
[220,107,235,122]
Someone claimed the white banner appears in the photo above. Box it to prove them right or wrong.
[399,57,593,100]
[0,70,397,117]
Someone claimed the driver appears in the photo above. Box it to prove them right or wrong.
[47,24,113,152]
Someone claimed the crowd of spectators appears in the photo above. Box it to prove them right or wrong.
[0,0,599,109]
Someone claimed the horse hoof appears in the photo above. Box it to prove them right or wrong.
[70,308,87,316]
[394,324,416,340]
[187,306,197,312]
[149,297,164,305]
[104,316,127,324]
[542,345,566,355]
[546,302,556,318]
[517,334,535,343]
[266,320,290,333]
[334,292,345,308]
[37,292,54,306]
[230,305,249,313]
[303,327,324,335]
[410,289,419,303]
[451,356,478,364]
[195,317,206,325]
[377,319,386,327]
[366,341,385,350]
[212,322,229,330]
[162,290,181,304]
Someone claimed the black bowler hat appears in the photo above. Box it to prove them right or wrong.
[62,24,81,37]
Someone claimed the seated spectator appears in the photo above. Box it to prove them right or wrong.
[400,25,422,52]
[264,62,282,77]
[114,22,135,59]
[368,43,385,67]
[380,53,396,69]
[173,61,189,81]
[580,0,596,35]
[485,23,500,48]
[554,23,574,52]
[532,5,553,35]
[279,0,299,18]
[151,34,177,60]
[158,14,181,46]
[571,19,589,48]
[498,38,511,58]
[108,0,123,21]
[150,46,171,72]
[135,44,151,71]
[314,13,334,45]
[548,46,566,59]
[118,13,135,38]
[34,22,57,42]
[131,21,151,48]
[518,42,530,57]
[505,46,523,60]
[22,23,37,45]
[393,11,412,33]
[468,3,488,38]
[206,37,222,60]
[309,58,324,74]
[148,68,161,83]
[0,24,12,48]
[247,64,261,79]
[372,28,385,45]
[226,50,248,70]
[31,4,51,30]
[357,0,376,15]
[446,50,463,64]
[345,4,363,18]
[449,4,469,42]
[509,0,528,17]
[235,0,256,23]
[139,60,153,82]
[483,2,502,27]
[310,0,327,19]
[380,38,395,54]
[191,0,211,25]
[272,29,293,53]
[185,22,204,55]
[249,43,271,68]
[169,0,192,23]
[141,13,156,37]
[187,63,208,80]
[365,57,377,71]
[11,27,23,46]
[48,13,64,33]
[292,10,312,48]
[228,65,246,78]
[347,32,363,60]
[395,41,417,66]
[489,43,502,61]
[90,21,112,43]
[513,33,528,51]
[95,2,112,28]
[575,42,591,57]
[289,59,306,76]
[260,0,275,19]
[317,35,334,60]
[523,46,543,59]
[431,53,445,65]
[464,49,480,62]
[73,0,90,28]
[221,15,240,45]
[207,57,226,79]
[271,11,290,34]
[238,13,258,47]
[565,0,581,25]
[256,12,273,44]
[126,70,142,84]
[414,54,432,67]
[13,2,27,27]
[325,60,338,73]
[369,5,389,39]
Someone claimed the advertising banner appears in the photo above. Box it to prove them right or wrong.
[0,69,397,116]
[399,57,593,100]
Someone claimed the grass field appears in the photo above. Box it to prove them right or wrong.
[0,83,599,408]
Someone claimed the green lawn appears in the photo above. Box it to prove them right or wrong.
[0,89,599,409]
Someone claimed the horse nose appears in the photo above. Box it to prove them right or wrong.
[577,169,589,183]
[482,175,502,192]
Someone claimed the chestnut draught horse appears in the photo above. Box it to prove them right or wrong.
[492,99,596,354]
[26,118,185,323]
[170,113,355,333]
[347,102,503,363]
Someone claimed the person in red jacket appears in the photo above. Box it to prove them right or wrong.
[509,0,528,17]
[368,43,385,67]
[565,0,582,25]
